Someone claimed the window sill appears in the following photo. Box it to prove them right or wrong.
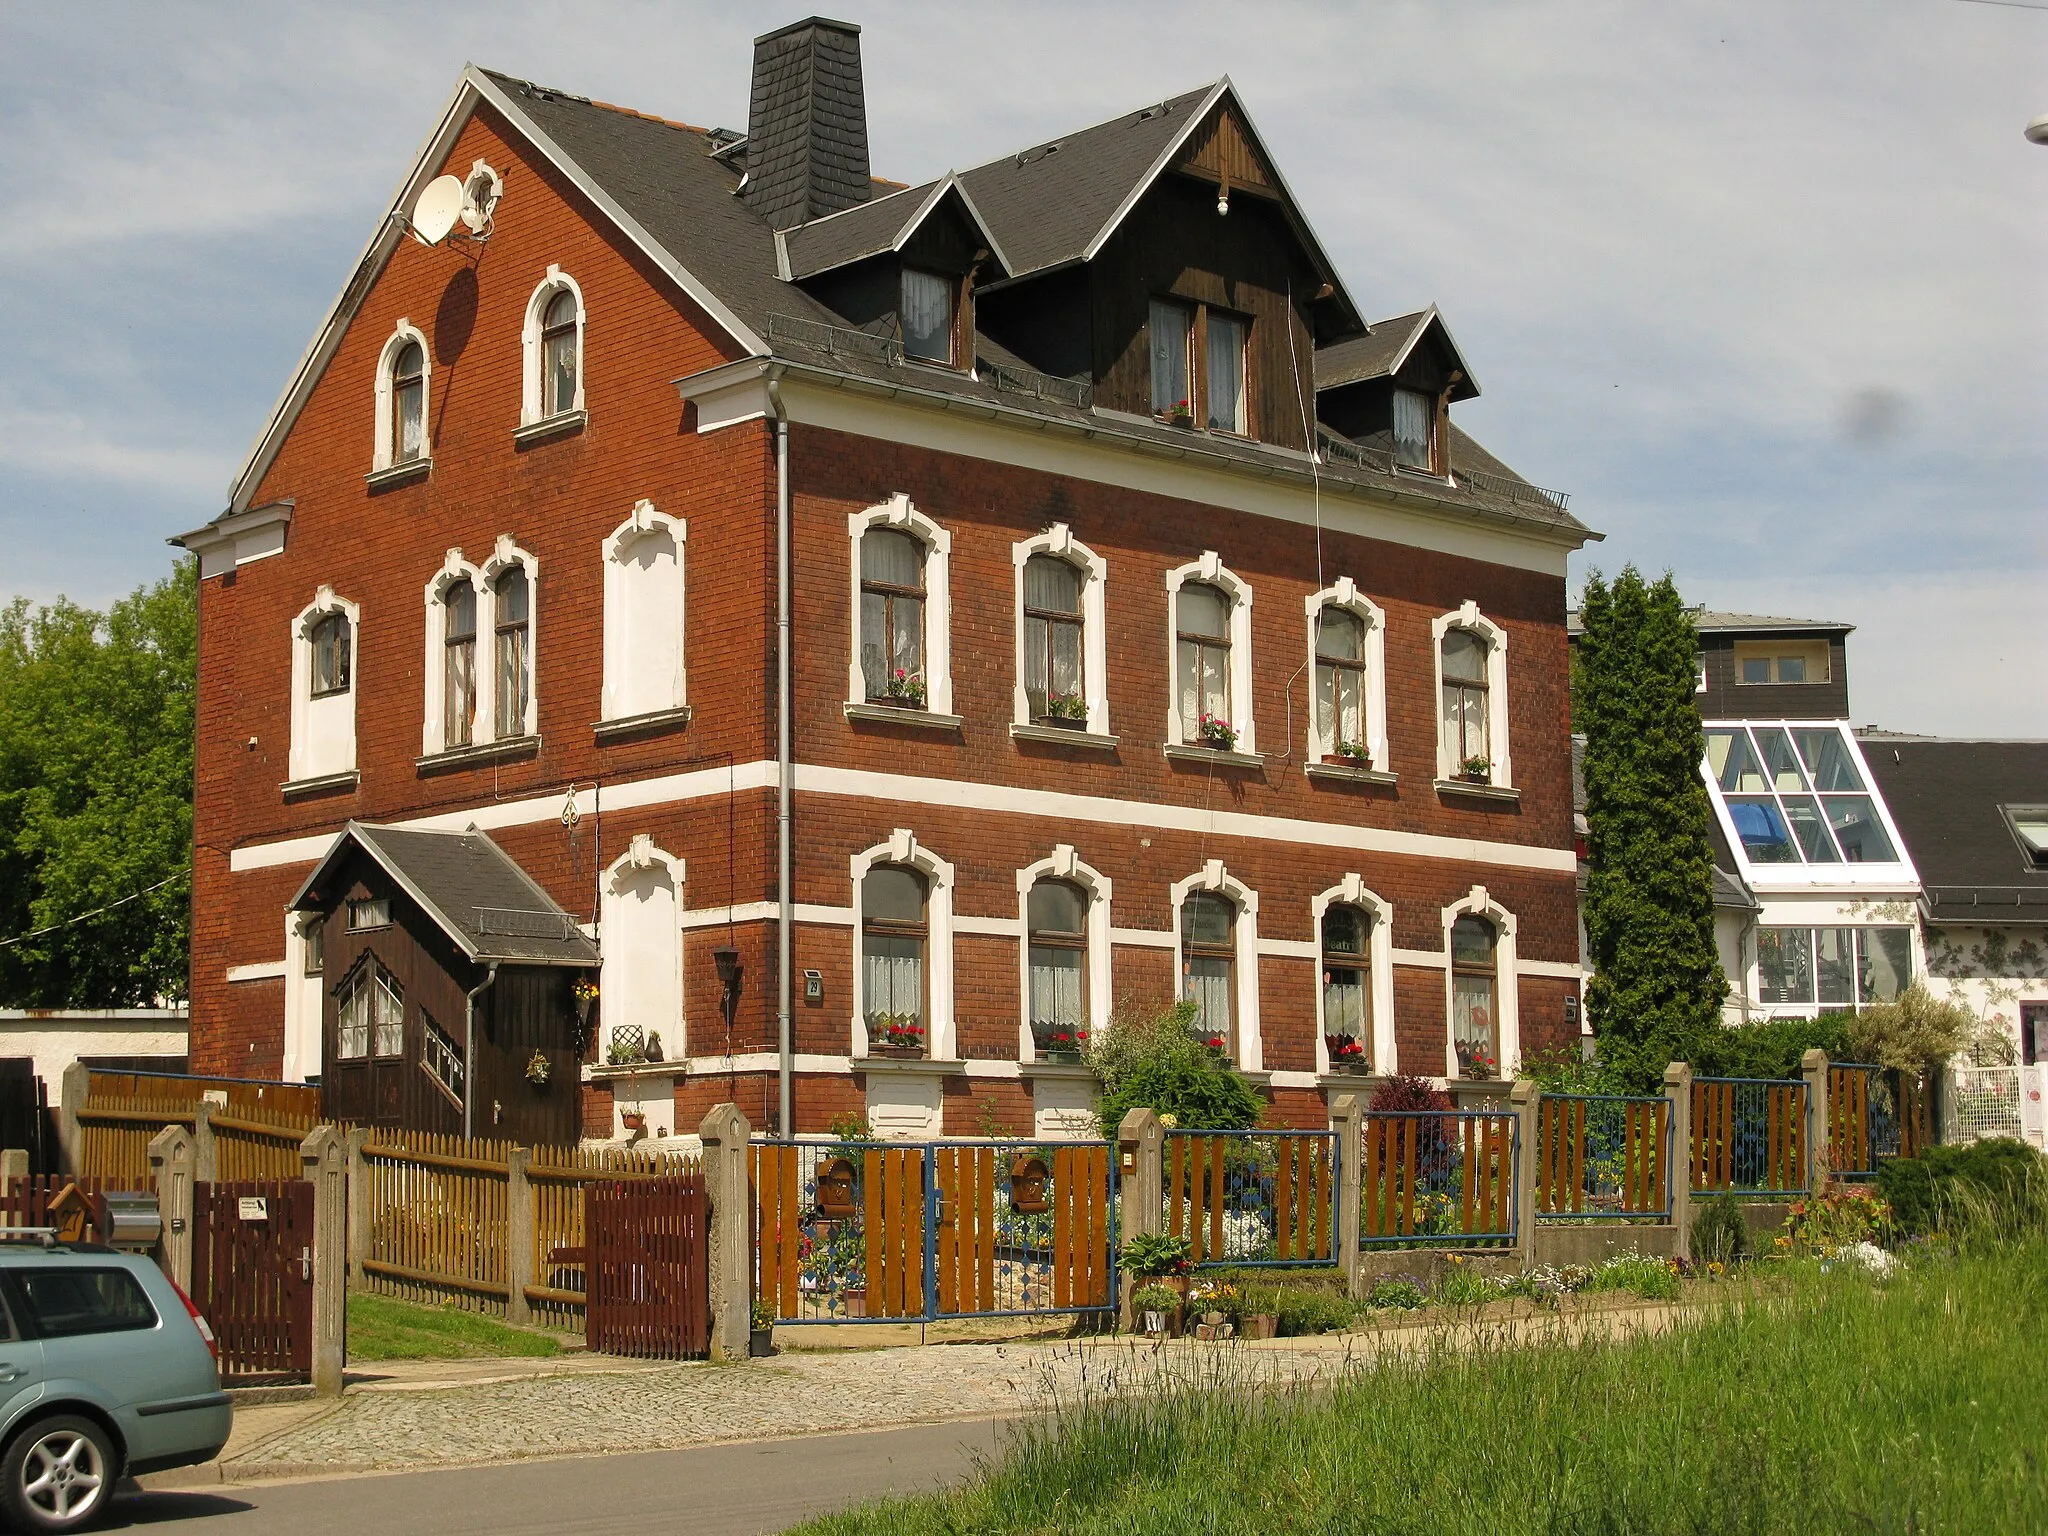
[365,458,431,491]
[1011,722,1119,752]
[513,410,587,447]
[1022,1059,1095,1080]
[1306,760,1396,788]
[416,735,541,775]
[586,1061,682,1082]
[279,769,359,800]
[844,702,964,733]
[855,1054,964,1074]
[1164,743,1265,771]
[593,705,692,744]
[1434,778,1520,805]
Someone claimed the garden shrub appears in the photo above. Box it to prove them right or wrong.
[1261,1286,1356,1337]
[1363,1277,1426,1310]
[1691,1194,1749,1268]
[1780,1185,1893,1252]
[1368,1074,1453,1113]
[1120,1231,1193,1278]
[1878,1138,2048,1238]
[1687,1012,1856,1082]
[1088,999,1266,1132]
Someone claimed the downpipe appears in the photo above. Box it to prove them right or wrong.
[769,369,795,1137]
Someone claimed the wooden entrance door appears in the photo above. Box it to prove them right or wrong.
[191,1180,314,1380]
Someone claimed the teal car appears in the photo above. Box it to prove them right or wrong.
[0,1238,229,1531]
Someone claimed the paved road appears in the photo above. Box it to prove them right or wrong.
[104,1419,1005,1535]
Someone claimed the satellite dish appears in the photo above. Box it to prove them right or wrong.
[409,175,465,246]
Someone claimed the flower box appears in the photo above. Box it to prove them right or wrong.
[1037,1048,1084,1065]
[868,1042,926,1059]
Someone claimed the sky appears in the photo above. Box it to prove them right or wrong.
[2,1,2042,736]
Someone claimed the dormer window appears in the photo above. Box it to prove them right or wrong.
[1149,298,1191,415]
[901,268,955,363]
[1393,387,1436,471]
[1149,300,1250,432]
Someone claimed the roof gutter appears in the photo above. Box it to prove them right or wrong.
[768,365,795,1137]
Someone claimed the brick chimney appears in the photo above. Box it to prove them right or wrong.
[742,17,872,230]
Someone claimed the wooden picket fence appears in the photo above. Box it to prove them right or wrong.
[72,1071,323,1186]
[1533,1095,1670,1217]
[1359,1112,1515,1246]
[1164,1132,1334,1265]
[1691,1078,1806,1194]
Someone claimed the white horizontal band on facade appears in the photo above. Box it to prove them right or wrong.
[953,915,1023,938]
[1108,927,1177,949]
[1517,959,1584,979]
[226,961,289,983]
[1255,939,1319,960]
[1392,948,1450,970]
[230,759,1574,879]
[678,902,853,931]
[1267,1071,1322,1090]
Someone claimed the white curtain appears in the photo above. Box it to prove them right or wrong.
[1205,315,1245,432]
[1029,947,1083,1029]
[864,935,923,1020]
[1393,388,1432,468]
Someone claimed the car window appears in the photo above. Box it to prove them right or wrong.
[13,1267,157,1337]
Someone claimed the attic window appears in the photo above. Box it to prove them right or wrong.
[2004,806,2048,867]
[347,898,391,932]
[901,268,955,364]
[1393,388,1437,472]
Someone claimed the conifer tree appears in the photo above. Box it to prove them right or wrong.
[1575,567,1725,1091]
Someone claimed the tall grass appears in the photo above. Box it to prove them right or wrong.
[800,1242,2048,1534]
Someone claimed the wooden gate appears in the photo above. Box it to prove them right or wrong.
[585,1174,710,1359]
[191,1180,314,1381]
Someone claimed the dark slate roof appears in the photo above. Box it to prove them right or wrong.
[288,823,600,965]
[465,74,1586,540]
[1566,608,1854,638]
[1859,737,2048,923]
[1315,309,1478,401]
[779,176,1014,281]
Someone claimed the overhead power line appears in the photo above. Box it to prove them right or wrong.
[0,868,190,951]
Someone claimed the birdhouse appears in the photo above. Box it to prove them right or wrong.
[815,1157,858,1220]
[1009,1155,1050,1215]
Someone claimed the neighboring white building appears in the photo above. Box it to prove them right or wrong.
[0,1008,190,1165]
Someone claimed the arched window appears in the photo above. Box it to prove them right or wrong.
[442,580,477,749]
[1181,891,1237,1053]
[390,340,426,464]
[1027,879,1089,1054]
[862,866,928,1055]
[1450,915,1499,1079]
[540,290,579,417]
[309,611,351,699]
[337,959,404,1062]
[1321,905,1371,1069]
[1315,608,1367,760]
[1023,555,1085,725]
[493,565,530,738]
[1176,582,1233,743]
[859,528,926,706]
[1440,628,1491,776]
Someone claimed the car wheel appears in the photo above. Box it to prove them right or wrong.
[1,1416,115,1533]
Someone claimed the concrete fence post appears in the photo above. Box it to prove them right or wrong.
[1115,1108,1164,1327]
[344,1126,371,1287]
[1802,1049,1831,1193]
[1328,1094,1363,1298]
[1509,1081,1539,1268]
[58,1062,89,1176]
[697,1102,754,1363]
[299,1125,348,1397]
[191,1102,218,1186]
[1665,1062,1693,1261]
[148,1125,196,1292]
[505,1147,533,1327]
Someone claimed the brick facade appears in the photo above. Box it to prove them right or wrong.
[187,89,1585,1138]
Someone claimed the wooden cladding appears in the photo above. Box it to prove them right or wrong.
[1359,1114,1514,1244]
[1180,103,1276,195]
[1533,1097,1669,1216]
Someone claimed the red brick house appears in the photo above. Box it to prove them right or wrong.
[175,18,1596,1143]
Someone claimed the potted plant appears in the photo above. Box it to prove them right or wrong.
[1325,1035,1369,1074]
[1459,755,1492,784]
[749,1297,777,1356]
[1196,713,1237,751]
[1034,1026,1089,1064]
[1131,1283,1182,1336]
[572,975,599,1025]
[606,1025,646,1066]
[620,1108,647,1134]
[1455,1041,1499,1080]
[1044,691,1088,727]
[524,1050,552,1088]
[867,1012,926,1056]
[1121,1231,1193,1323]
[883,668,927,709]
[1333,739,1371,766]
[1165,397,1195,428]
[1195,1033,1230,1062]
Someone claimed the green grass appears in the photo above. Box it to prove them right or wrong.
[346,1293,563,1361]
[798,1242,2048,1534]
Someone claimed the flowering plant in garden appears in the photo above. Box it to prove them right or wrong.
[1782,1184,1894,1250]
[1196,713,1237,750]
[1046,690,1088,721]
[883,668,926,707]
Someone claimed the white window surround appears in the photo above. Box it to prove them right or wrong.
[1015,846,1113,1062]
[600,500,687,722]
[1310,875,1395,1075]
[846,494,954,716]
[1164,551,1255,751]
[1169,860,1262,1071]
[600,835,686,1056]
[372,321,430,472]
[1010,524,1110,735]
[1431,601,1511,786]
[281,913,324,1084]
[287,586,359,785]
[1304,578,1389,771]
[1441,885,1520,1079]
[420,536,538,754]
[850,829,956,1061]
[521,265,587,426]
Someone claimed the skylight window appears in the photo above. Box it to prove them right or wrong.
[1704,723,1900,868]
[2003,805,2048,867]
